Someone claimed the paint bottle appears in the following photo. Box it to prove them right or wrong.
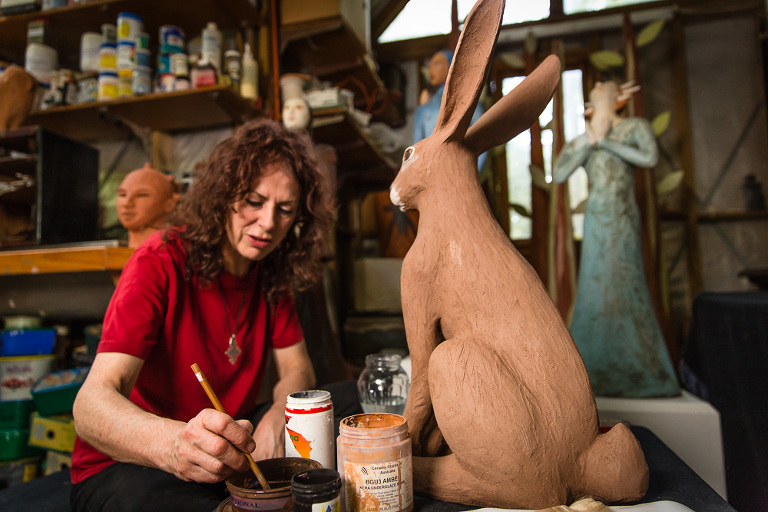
[240,42,258,100]
[190,57,216,89]
[337,413,413,512]
[291,468,341,512]
[285,390,334,469]
[201,21,222,72]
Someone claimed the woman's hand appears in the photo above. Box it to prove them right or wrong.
[250,406,286,461]
[166,409,256,483]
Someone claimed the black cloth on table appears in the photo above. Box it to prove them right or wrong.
[680,291,768,512]
[0,425,734,512]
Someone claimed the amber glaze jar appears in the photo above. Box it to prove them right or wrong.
[337,413,413,512]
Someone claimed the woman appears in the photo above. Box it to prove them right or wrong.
[71,119,353,511]
[553,81,679,398]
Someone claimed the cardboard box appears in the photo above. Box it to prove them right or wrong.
[43,449,71,476]
[353,258,403,313]
[28,413,75,453]
[281,0,370,52]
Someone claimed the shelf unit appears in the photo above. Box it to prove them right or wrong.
[311,108,398,198]
[23,85,261,142]
[0,0,264,67]
[0,243,133,275]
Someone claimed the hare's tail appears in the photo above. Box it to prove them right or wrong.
[578,422,649,503]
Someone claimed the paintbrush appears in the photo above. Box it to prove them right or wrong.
[190,363,271,490]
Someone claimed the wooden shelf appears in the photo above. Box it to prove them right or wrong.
[311,109,398,195]
[0,243,133,275]
[0,0,264,67]
[22,85,261,142]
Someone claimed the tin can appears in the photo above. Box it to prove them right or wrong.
[97,71,118,101]
[159,73,176,92]
[117,12,143,42]
[117,68,133,97]
[116,40,135,70]
[284,390,334,469]
[101,23,116,45]
[159,25,185,53]
[135,48,151,68]
[337,413,413,512]
[98,42,116,72]
[134,31,149,50]
[132,65,151,95]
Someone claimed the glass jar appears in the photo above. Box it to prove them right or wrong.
[291,468,341,512]
[337,413,413,512]
[357,353,410,415]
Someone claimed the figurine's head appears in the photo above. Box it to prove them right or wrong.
[428,50,453,87]
[584,80,641,117]
[117,163,179,247]
[282,97,312,131]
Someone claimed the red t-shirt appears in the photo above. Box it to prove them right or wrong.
[70,231,304,484]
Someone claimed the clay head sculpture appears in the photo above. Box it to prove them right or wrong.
[0,65,38,131]
[427,50,452,87]
[117,163,180,248]
[390,0,648,508]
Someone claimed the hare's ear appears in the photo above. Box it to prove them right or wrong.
[433,0,504,143]
[465,55,561,155]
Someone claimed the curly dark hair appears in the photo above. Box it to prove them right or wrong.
[166,118,333,303]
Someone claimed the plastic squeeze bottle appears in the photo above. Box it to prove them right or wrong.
[240,43,258,100]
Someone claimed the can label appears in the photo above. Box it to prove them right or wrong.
[343,457,412,512]
[284,391,334,469]
[311,496,340,512]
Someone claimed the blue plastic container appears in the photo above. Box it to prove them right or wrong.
[0,329,56,357]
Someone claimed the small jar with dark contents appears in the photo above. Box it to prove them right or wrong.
[291,468,341,512]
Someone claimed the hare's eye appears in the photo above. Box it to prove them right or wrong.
[403,147,415,162]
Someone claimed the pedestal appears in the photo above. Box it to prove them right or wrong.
[596,390,726,499]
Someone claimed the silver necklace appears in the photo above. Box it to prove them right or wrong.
[217,279,247,365]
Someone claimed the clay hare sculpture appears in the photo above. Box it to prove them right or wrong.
[389,0,649,508]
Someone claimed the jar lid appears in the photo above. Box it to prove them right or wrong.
[291,468,341,496]
[117,12,143,22]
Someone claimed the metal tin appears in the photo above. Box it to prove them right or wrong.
[98,42,116,72]
[117,68,132,97]
[135,48,151,68]
[101,23,116,45]
[97,71,118,101]
[284,390,334,469]
[134,31,149,50]
[117,12,143,42]
[116,40,135,70]
[337,413,413,512]
[159,24,185,53]
[131,65,151,95]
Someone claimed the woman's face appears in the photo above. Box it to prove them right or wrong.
[224,161,300,274]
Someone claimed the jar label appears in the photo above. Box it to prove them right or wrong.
[343,457,413,512]
[311,496,340,512]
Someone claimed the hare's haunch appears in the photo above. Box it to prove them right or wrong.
[391,0,649,508]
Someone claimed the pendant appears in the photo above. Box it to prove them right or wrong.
[225,334,241,365]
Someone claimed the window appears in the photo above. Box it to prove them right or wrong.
[378,0,453,43]
[504,69,588,240]
[563,0,662,15]
[378,0,550,44]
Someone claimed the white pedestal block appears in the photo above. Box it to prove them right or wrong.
[596,390,726,499]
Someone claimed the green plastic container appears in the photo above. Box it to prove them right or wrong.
[0,400,35,429]
[31,367,90,417]
[0,429,41,462]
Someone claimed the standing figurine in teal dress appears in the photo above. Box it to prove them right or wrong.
[553,81,679,397]
[414,50,487,172]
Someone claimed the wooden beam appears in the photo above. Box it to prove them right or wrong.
[372,0,410,40]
